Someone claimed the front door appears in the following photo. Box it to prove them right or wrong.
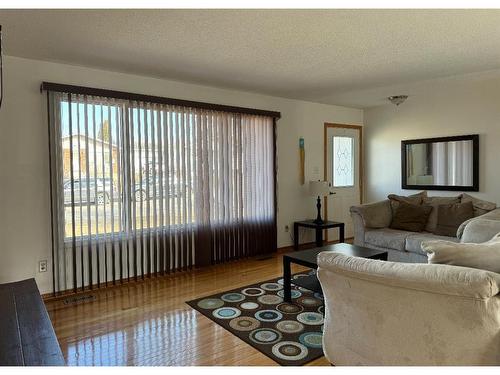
[324,124,362,241]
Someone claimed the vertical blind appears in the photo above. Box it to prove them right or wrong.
[47,88,277,294]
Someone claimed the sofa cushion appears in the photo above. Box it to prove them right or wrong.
[434,201,474,237]
[390,202,432,232]
[460,193,497,217]
[405,233,459,255]
[365,228,414,251]
[422,233,500,274]
[422,196,460,233]
[388,191,427,215]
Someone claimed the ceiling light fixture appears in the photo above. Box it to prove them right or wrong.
[388,95,408,106]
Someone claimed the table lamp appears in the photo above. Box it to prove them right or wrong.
[309,180,330,224]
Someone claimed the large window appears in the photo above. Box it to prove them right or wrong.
[47,88,277,293]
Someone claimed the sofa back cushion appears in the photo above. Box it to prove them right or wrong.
[422,233,500,274]
[390,202,432,232]
[460,193,497,217]
[350,200,393,228]
[433,201,474,237]
[422,196,460,233]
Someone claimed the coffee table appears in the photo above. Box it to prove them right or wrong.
[282,243,388,302]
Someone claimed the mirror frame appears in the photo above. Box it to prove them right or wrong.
[401,134,479,192]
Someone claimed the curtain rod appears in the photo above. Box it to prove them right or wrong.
[40,82,281,119]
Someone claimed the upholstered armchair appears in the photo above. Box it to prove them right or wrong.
[317,252,500,365]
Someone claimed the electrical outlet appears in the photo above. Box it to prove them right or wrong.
[284,225,289,232]
[39,260,48,273]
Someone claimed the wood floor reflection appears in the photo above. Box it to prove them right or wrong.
[45,252,330,366]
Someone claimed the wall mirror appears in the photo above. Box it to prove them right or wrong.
[401,134,479,191]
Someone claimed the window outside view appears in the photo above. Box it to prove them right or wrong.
[61,101,196,240]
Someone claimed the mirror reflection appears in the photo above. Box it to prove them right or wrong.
[405,140,474,187]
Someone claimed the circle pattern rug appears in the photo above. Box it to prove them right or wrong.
[186,274,324,366]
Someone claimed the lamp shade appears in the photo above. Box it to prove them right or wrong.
[309,180,330,197]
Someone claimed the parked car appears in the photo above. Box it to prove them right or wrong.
[63,178,116,205]
[133,177,188,202]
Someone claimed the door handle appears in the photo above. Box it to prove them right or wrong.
[329,192,336,195]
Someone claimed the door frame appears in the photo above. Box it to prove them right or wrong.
[323,123,364,241]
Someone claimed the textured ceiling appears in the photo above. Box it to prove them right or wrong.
[1,9,500,108]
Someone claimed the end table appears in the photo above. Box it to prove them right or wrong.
[293,220,344,250]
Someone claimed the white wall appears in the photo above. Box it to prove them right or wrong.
[0,56,362,293]
[364,70,500,204]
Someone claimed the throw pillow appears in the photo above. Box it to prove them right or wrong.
[388,191,427,215]
[422,233,500,274]
[460,193,497,217]
[422,196,461,233]
[433,201,474,237]
[390,201,432,232]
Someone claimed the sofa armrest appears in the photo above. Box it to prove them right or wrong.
[350,211,366,247]
[350,199,392,229]
[456,217,475,240]
[457,208,500,243]
[317,251,500,299]
[460,219,500,244]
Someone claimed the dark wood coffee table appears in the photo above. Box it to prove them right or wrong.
[282,243,388,302]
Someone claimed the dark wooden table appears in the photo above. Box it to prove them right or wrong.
[294,220,345,250]
[283,243,388,302]
[0,279,64,366]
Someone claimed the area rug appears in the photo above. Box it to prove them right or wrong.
[186,272,325,366]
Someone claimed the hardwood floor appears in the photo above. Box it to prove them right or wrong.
[45,252,330,366]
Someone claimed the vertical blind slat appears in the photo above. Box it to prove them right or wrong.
[123,104,131,281]
[129,106,137,280]
[67,94,77,292]
[91,101,100,288]
[75,100,84,289]
[108,102,116,284]
[115,102,124,282]
[150,105,158,275]
[101,103,108,286]
[167,109,175,271]
[143,104,150,276]
[180,108,188,270]
[165,108,170,273]
[138,104,144,279]
[83,96,93,288]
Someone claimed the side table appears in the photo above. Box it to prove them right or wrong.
[293,220,344,251]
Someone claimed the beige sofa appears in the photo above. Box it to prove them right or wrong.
[350,199,500,263]
[317,252,500,365]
